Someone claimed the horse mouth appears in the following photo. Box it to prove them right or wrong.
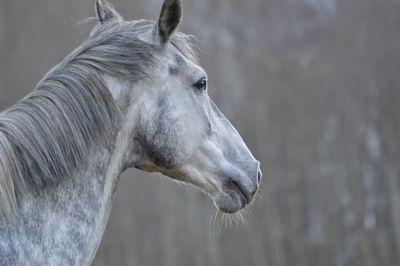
[211,180,252,214]
[225,180,251,205]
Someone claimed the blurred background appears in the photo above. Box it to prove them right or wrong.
[1,0,400,265]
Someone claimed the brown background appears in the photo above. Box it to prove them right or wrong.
[1,0,400,265]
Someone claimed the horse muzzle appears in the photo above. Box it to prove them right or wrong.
[212,161,262,213]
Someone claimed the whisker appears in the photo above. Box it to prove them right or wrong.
[242,208,254,218]
[208,208,220,236]
[240,213,247,226]
[256,180,267,198]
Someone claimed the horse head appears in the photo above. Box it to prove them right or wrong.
[96,0,262,213]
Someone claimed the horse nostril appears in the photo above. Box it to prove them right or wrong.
[257,169,262,184]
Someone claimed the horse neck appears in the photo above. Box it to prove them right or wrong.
[0,121,127,266]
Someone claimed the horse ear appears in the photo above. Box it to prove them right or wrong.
[157,0,182,43]
[95,0,121,24]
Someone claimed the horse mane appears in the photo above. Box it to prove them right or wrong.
[0,18,197,218]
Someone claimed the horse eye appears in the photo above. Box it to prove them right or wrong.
[193,78,207,90]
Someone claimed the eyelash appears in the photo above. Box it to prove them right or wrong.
[193,78,207,90]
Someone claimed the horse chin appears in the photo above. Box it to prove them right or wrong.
[211,191,247,214]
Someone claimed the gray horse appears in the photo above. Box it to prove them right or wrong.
[0,0,261,264]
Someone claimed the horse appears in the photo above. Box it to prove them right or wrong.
[0,0,261,264]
